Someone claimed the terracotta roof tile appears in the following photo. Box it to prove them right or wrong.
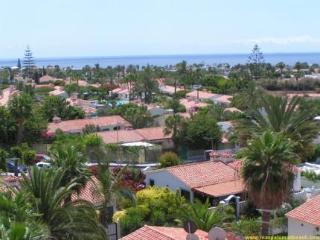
[286,194,320,226]
[72,176,104,205]
[166,161,240,188]
[194,179,245,197]
[180,98,208,111]
[136,127,172,141]
[47,116,132,134]
[97,130,144,144]
[121,225,208,240]
[97,127,171,144]
[186,90,216,99]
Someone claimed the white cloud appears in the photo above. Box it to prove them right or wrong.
[233,35,320,45]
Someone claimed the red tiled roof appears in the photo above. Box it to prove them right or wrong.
[286,194,320,226]
[39,75,56,83]
[71,176,104,205]
[121,225,208,240]
[194,179,245,197]
[97,127,172,144]
[136,127,172,141]
[98,130,144,144]
[227,160,243,172]
[166,161,240,189]
[186,90,216,99]
[160,85,184,94]
[47,116,132,133]
[180,98,208,111]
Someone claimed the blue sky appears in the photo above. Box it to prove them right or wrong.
[1,0,320,58]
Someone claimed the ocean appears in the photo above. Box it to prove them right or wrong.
[1,53,320,69]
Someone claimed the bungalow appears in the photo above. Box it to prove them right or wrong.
[286,194,320,236]
[186,90,216,101]
[39,75,58,84]
[121,225,241,240]
[121,225,208,240]
[97,127,173,150]
[159,84,184,95]
[47,115,132,135]
[49,86,68,99]
[180,98,208,113]
[145,160,245,204]
[67,95,97,117]
[110,86,130,101]
[211,94,233,106]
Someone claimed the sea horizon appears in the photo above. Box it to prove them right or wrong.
[1,52,320,69]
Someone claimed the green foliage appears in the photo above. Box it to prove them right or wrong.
[164,98,186,113]
[111,103,153,128]
[242,131,297,210]
[133,66,159,103]
[41,95,85,121]
[202,75,235,94]
[82,124,100,134]
[236,95,319,160]
[179,200,235,231]
[50,144,91,190]
[114,187,186,235]
[10,143,36,166]
[159,152,181,168]
[21,167,106,240]
[301,171,320,182]
[183,111,222,149]
[0,149,8,172]
[0,94,47,147]
[231,218,261,236]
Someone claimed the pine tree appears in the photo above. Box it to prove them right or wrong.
[248,44,265,80]
[17,58,21,69]
[23,46,35,79]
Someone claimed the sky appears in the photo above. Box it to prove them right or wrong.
[1,0,320,58]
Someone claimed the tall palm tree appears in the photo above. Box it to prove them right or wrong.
[50,144,91,194]
[21,167,106,240]
[164,114,185,146]
[8,93,33,144]
[236,95,319,159]
[241,131,297,235]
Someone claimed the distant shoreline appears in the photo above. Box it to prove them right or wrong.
[1,52,320,68]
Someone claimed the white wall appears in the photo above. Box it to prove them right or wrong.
[288,218,320,236]
[293,172,301,192]
[145,169,194,201]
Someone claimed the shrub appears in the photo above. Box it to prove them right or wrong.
[113,187,186,235]
[159,152,181,168]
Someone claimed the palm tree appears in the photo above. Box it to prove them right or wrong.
[0,191,49,240]
[49,144,91,198]
[21,167,106,240]
[8,93,33,144]
[164,114,185,145]
[236,95,319,159]
[180,199,234,231]
[241,131,297,235]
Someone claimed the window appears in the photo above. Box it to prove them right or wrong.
[149,179,155,186]
[180,189,191,201]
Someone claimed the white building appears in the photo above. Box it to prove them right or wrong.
[286,194,320,236]
[145,160,245,204]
